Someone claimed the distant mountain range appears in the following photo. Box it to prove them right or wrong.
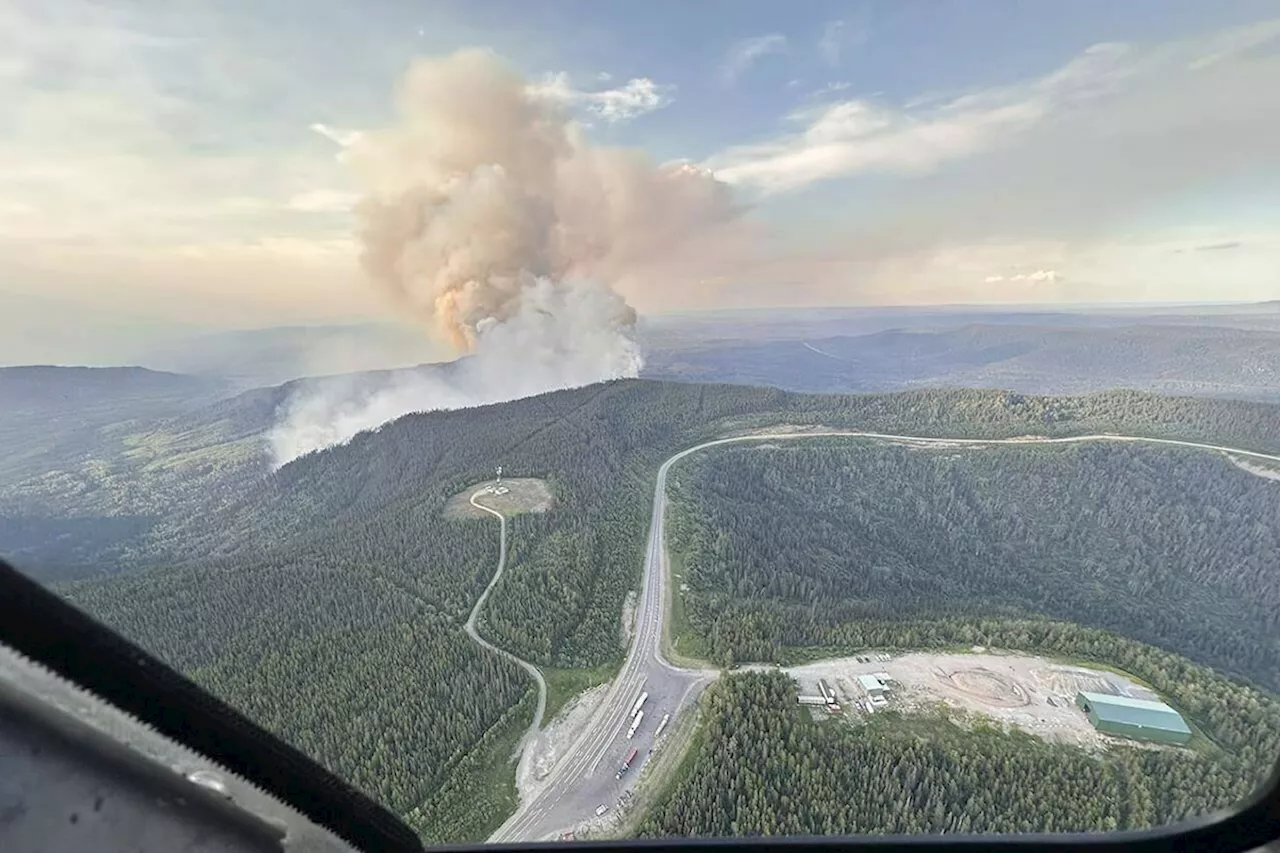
[642,321,1280,402]
[132,322,444,388]
[1,302,1277,577]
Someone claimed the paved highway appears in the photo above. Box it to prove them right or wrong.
[489,442,721,843]
[485,429,1280,842]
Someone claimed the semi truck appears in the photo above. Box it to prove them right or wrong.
[653,712,671,738]
[626,709,644,739]
[616,747,639,779]
[629,691,649,718]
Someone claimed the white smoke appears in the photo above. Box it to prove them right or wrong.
[268,49,741,466]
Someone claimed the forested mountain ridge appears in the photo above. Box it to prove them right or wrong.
[647,434,1280,838]
[666,441,1280,689]
[643,323,1280,403]
[156,380,1280,560]
[46,380,1280,840]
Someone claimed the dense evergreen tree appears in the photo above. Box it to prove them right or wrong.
[669,441,1280,688]
[41,381,1280,840]
[640,672,1268,839]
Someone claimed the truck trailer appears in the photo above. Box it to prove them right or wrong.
[626,710,644,739]
[616,747,639,779]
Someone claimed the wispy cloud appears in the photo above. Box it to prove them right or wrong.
[528,72,674,122]
[983,270,1061,284]
[819,20,845,65]
[720,34,787,84]
[309,122,363,147]
[818,12,870,67]
[1196,240,1242,251]
[704,19,1280,200]
[807,80,853,99]
[703,41,1131,193]
[0,0,350,249]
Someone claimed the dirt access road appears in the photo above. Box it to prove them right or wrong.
[477,429,1280,842]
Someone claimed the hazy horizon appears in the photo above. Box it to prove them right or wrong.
[3,0,1279,367]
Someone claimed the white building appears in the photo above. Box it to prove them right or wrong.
[858,674,890,705]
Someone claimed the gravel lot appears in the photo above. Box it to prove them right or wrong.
[784,650,1162,748]
[443,477,553,518]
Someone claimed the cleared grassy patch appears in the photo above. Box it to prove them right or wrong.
[543,664,615,723]
[443,477,554,519]
[663,551,713,668]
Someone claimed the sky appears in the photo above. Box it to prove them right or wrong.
[2,0,1279,361]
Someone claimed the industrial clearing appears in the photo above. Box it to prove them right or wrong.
[783,651,1172,749]
[444,477,554,519]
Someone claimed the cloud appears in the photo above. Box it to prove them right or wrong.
[528,72,674,122]
[984,269,1061,284]
[0,0,353,248]
[806,80,853,102]
[1196,240,1242,251]
[819,13,870,67]
[309,122,363,147]
[0,0,374,327]
[704,19,1280,201]
[286,189,359,213]
[704,41,1131,193]
[720,34,787,84]
[1187,18,1280,70]
[819,21,845,65]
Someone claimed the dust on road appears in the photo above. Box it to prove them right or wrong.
[518,684,608,803]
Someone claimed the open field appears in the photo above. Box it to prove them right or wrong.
[543,666,616,726]
[443,477,554,519]
[784,651,1164,748]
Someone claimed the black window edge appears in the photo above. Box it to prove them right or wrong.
[2,557,1277,853]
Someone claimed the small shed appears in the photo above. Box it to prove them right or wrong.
[1076,692,1191,744]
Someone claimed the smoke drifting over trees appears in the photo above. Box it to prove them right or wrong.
[270,49,747,465]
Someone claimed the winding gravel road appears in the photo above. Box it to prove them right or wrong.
[466,492,547,771]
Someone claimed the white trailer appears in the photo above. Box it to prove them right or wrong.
[629,691,649,718]
[626,710,645,739]
[653,712,671,738]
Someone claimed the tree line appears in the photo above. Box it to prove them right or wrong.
[639,671,1267,839]
[48,381,1280,840]
[668,441,1280,689]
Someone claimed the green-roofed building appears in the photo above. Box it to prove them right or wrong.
[1076,692,1192,744]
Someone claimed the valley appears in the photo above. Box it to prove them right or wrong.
[492,429,1280,840]
[5,379,1280,843]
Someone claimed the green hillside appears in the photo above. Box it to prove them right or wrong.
[47,380,1280,841]
[666,440,1280,688]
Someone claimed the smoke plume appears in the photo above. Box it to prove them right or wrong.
[269,49,744,465]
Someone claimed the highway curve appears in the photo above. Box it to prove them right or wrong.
[465,492,547,778]
[489,429,1280,842]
